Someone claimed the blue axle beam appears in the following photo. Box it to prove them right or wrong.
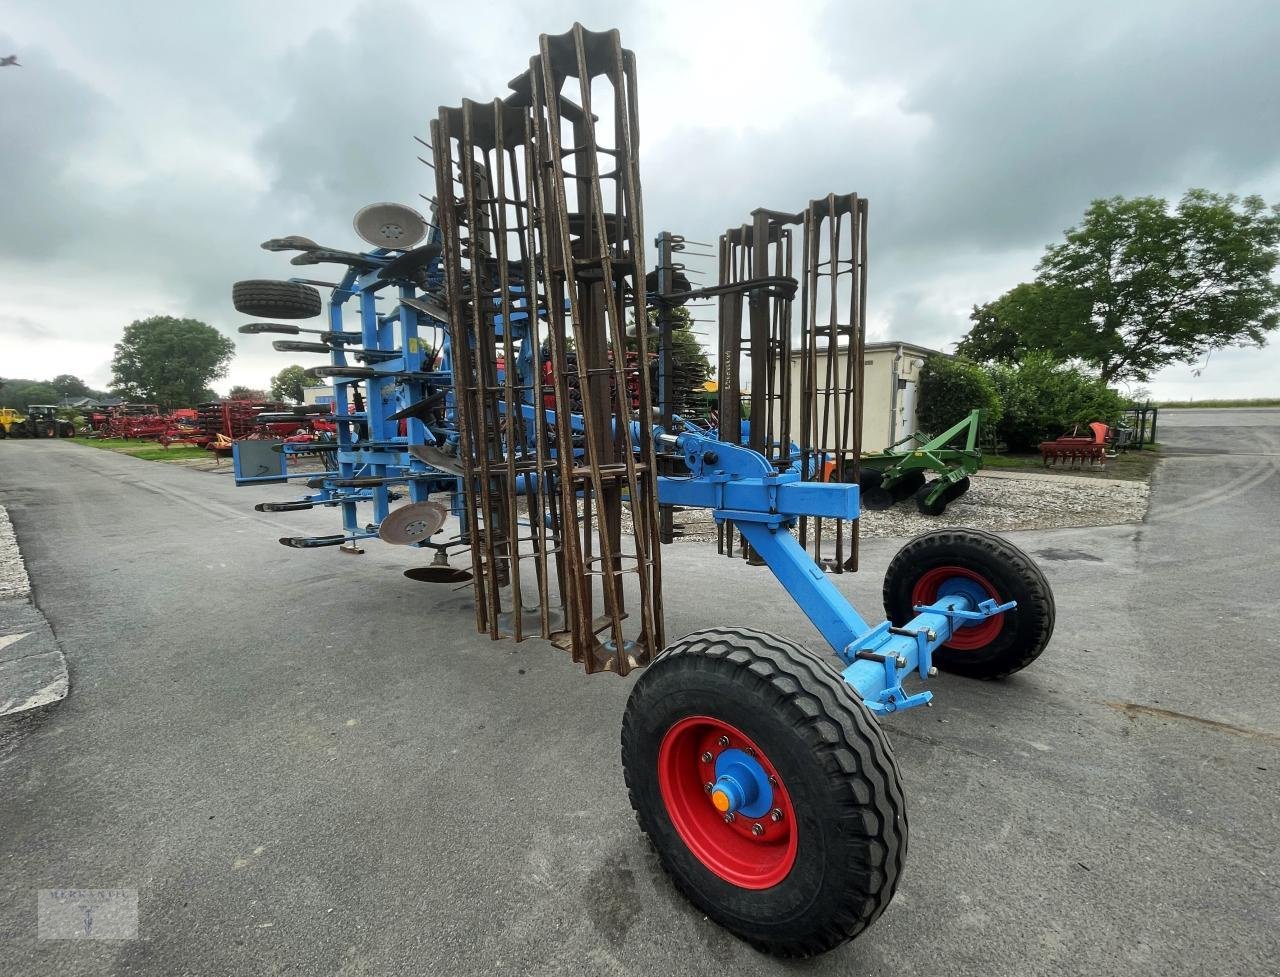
[658,432,1016,715]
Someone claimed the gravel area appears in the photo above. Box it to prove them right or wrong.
[669,471,1150,542]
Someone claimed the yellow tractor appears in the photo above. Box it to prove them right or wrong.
[0,405,75,439]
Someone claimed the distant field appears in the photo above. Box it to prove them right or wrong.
[1156,398,1280,409]
[68,437,211,463]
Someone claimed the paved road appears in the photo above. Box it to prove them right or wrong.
[0,410,1276,976]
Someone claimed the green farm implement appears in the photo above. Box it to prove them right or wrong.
[856,409,983,516]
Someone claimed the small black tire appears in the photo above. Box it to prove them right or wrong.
[622,627,907,957]
[860,483,895,510]
[888,469,926,502]
[883,529,1055,679]
[232,280,322,319]
[914,480,948,516]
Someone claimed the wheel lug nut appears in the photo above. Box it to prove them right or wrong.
[770,809,783,822]
[717,735,729,747]
[752,823,764,836]
[704,782,714,793]
[723,812,735,824]
[701,751,713,763]
[768,775,778,786]
[744,747,757,757]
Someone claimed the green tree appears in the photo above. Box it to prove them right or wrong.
[270,364,311,403]
[960,191,1280,382]
[110,317,236,408]
[50,375,97,400]
[227,385,268,401]
[916,356,1002,440]
[0,380,59,410]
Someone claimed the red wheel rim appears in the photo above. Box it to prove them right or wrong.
[911,565,1003,650]
[657,716,797,889]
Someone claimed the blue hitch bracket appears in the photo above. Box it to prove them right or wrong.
[841,593,1017,715]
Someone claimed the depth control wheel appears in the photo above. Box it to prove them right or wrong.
[883,528,1055,678]
[622,627,907,957]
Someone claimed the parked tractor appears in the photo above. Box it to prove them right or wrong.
[0,405,75,439]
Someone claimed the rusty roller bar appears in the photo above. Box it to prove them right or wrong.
[523,24,664,674]
[797,192,868,573]
[715,208,802,560]
[714,195,867,573]
[432,97,571,645]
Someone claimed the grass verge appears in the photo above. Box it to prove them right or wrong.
[67,438,212,463]
[982,445,1160,481]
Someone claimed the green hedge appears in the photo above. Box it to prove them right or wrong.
[989,355,1129,451]
[917,353,1128,453]
[916,356,1002,442]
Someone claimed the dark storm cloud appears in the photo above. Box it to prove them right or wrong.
[252,2,462,245]
[2,0,1278,394]
[836,0,1280,253]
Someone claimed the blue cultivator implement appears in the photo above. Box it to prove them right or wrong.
[232,24,1055,957]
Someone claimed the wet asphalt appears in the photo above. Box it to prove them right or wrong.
[0,408,1276,976]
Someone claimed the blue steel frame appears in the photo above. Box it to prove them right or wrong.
[658,432,1015,715]
[238,237,1015,714]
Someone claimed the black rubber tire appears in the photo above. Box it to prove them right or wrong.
[0,425,7,439]
[59,422,75,438]
[622,627,907,957]
[888,469,925,502]
[882,529,1055,679]
[949,475,971,499]
[232,280,322,319]
[860,484,895,510]
[914,480,948,516]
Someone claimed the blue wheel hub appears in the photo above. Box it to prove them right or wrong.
[710,748,774,818]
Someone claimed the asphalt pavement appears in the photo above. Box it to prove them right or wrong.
[0,409,1276,976]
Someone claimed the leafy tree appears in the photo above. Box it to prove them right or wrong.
[50,375,97,400]
[0,380,59,410]
[916,356,1001,440]
[989,355,1130,452]
[110,317,236,408]
[960,190,1280,382]
[270,364,311,404]
[227,385,268,401]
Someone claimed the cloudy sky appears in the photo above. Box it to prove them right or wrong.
[3,0,1278,400]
